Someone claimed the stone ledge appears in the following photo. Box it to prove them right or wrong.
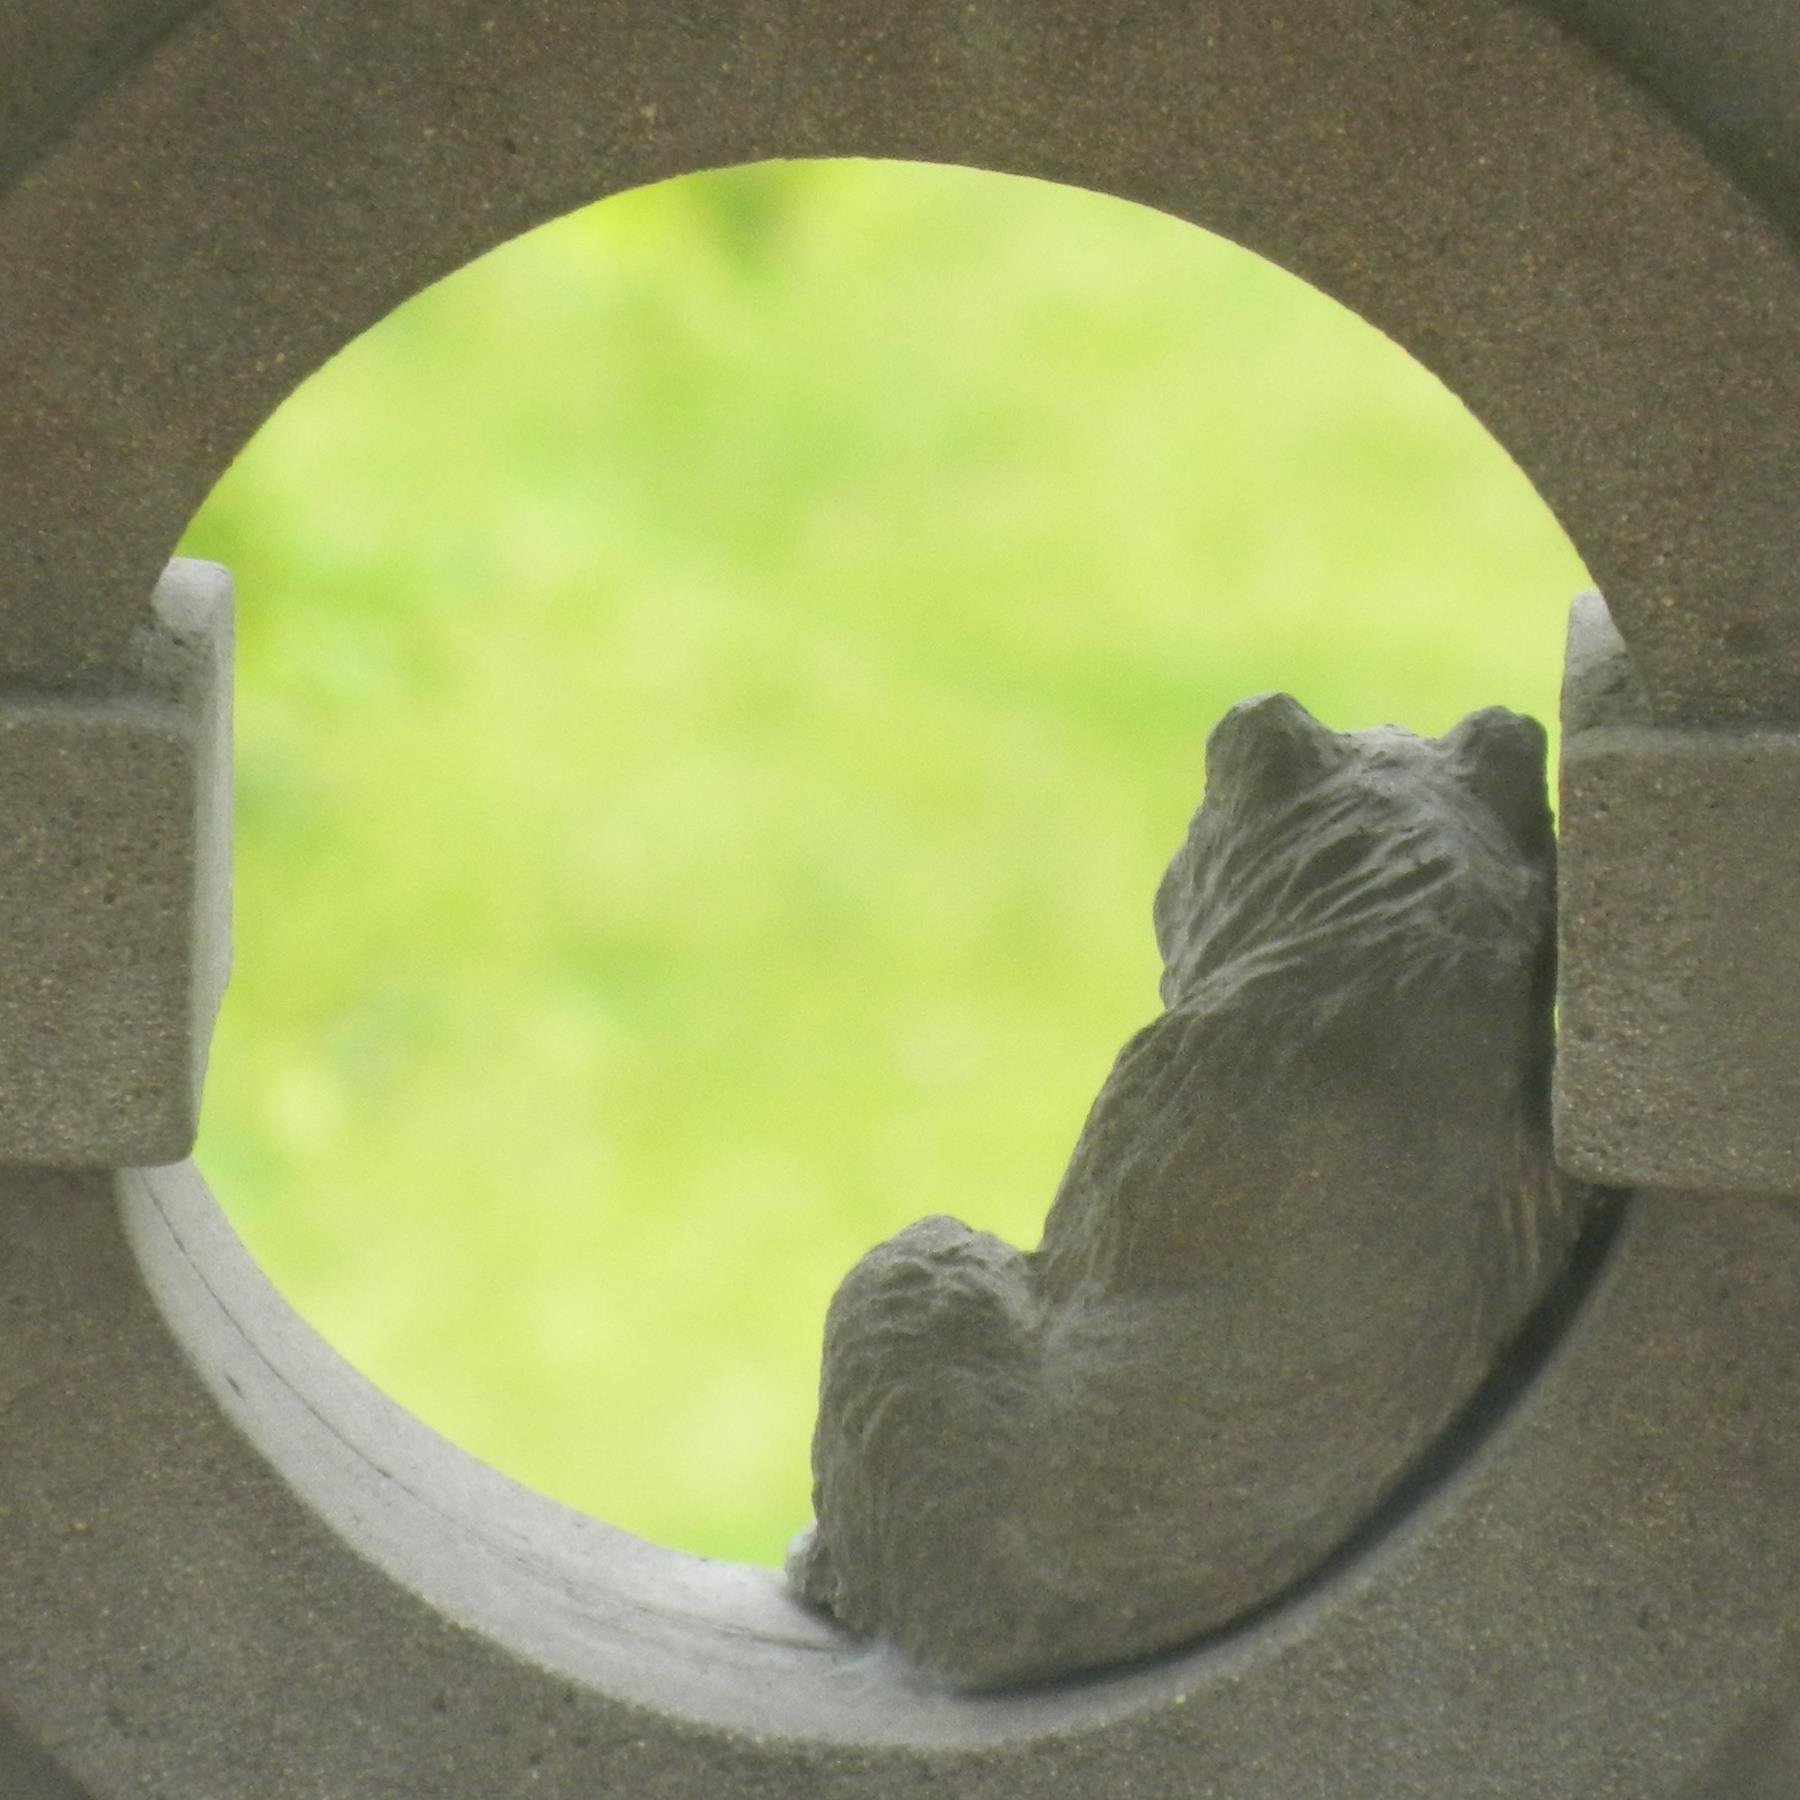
[1556,591,1800,1193]
[0,558,230,1167]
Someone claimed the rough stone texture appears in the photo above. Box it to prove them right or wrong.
[0,0,1798,1793]
[0,558,230,1166]
[1534,0,1800,249]
[0,0,1798,723]
[790,698,1593,1688]
[3,1164,1798,1798]
[0,0,210,191]
[0,1709,88,1799]
[1557,591,1800,1192]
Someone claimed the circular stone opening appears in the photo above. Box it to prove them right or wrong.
[179,157,1588,1569]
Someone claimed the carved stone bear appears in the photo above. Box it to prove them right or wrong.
[787,693,1592,1689]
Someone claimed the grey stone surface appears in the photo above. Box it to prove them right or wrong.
[1557,591,1800,1192]
[0,0,1797,1793]
[1,0,1798,723]
[1535,0,1800,247]
[4,1162,1798,1796]
[0,0,210,191]
[0,558,230,1166]
[792,697,1594,1688]
[0,1707,89,1799]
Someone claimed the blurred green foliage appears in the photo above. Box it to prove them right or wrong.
[180,158,1588,1567]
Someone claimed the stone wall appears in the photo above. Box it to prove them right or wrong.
[2,3,1797,1793]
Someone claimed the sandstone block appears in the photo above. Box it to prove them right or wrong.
[1556,591,1800,1194]
[0,558,230,1166]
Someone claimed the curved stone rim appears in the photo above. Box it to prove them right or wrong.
[3,0,1800,1790]
[114,1160,1375,1748]
[124,1159,1630,1747]
[8,1159,1798,1795]
[2,0,1798,714]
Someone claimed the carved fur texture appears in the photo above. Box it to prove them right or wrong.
[788,693,1589,1690]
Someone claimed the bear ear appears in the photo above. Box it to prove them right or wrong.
[1441,707,1553,856]
[1205,693,1341,804]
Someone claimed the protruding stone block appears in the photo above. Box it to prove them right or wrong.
[1556,591,1800,1194]
[0,558,230,1166]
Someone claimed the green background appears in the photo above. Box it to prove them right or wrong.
[180,158,1589,1568]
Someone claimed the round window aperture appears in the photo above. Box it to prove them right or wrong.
[181,156,1589,1568]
